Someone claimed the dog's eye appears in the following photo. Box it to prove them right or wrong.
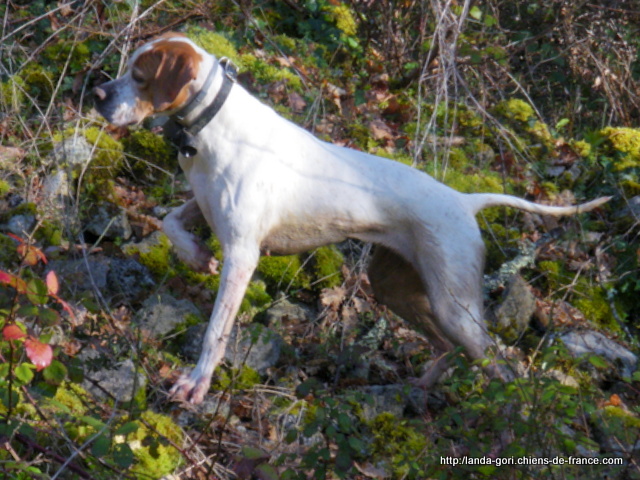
[131,71,146,84]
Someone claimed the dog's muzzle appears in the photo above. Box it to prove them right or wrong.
[92,82,116,122]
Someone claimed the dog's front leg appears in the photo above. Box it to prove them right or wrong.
[169,248,259,404]
[162,198,219,274]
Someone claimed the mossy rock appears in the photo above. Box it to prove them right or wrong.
[122,231,174,278]
[309,245,344,290]
[127,410,183,479]
[257,254,310,291]
[123,129,176,179]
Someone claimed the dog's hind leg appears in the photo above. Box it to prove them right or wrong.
[368,246,455,387]
[414,229,514,383]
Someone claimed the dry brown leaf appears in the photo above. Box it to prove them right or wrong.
[319,286,346,311]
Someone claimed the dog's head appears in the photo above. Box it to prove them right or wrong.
[93,33,203,126]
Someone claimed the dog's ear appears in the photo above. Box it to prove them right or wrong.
[134,42,199,112]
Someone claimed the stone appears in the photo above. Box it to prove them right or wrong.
[136,293,201,338]
[264,297,315,328]
[493,275,536,341]
[354,385,427,421]
[49,256,112,292]
[49,136,93,168]
[6,214,36,236]
[106,257,155,302]
[559,330,637,378]
[85,205,132,241]
[83,359,146,403]
[182,323,283,374]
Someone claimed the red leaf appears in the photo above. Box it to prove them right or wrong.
[3,324,26,340]
[25,337,53,371]
[0,272,28,294]
[46,271,60,295]
[0,271,12,284]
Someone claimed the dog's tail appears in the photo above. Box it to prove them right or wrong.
[467,193,611,217]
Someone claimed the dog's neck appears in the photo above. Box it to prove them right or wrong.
[165,56,237,157]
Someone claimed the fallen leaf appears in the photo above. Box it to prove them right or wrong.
[25,337,53,371]
[319,286,346,311]
[287,92,307,113]
[368,119,394,140]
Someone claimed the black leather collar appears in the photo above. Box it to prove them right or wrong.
[164,58,237,158]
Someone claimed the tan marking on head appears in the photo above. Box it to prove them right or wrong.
[132,38,202,114]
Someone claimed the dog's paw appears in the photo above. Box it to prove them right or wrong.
[176,244,219,275]
[169,372,211,404]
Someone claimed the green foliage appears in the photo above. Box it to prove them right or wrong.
[368,412,427,479]
[127,410,183,479]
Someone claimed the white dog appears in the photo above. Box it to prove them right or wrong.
[94,33,610,404]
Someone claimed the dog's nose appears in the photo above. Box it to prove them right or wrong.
[93,86,107,101]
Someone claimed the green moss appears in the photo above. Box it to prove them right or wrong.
[37,221,63,247]
[600,127,640,170]
[186,26,240,63]
[0,180,9,196]
[601,406,640,428]
[240,53,303,91]
[52,382,88,414]
[322,3,358,37]
[213,365,261,391]
[123,232,174,278]
[21,62,55,101]
[123,130,175,176]
[83,127,124,171]
[127,410,183,479]
[367,412,428,479]
[241,280,272,314]
[538,260,565,291]
[446,147,470,169]
[572,279,618,330]
[257,255,309,291]
[0,75,26,112]
[496,98,535,123]
[43,39,91,72]
[570,139,592,158]
[310,245,344,289]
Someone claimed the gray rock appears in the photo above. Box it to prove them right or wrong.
[264,297,315,328]
[6,214,36,236]
[48,256,112,292]
[182,322,282,374]
[83,359,146,403]
[559,330,637,378]
[49,136,93,168]
[106,257,155,302]
[174,395,231,428]
[136,293,201,338]
[43,170,71,200]
[493,275,536,341]
[354,385,427,421]
[85,205,132,241]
